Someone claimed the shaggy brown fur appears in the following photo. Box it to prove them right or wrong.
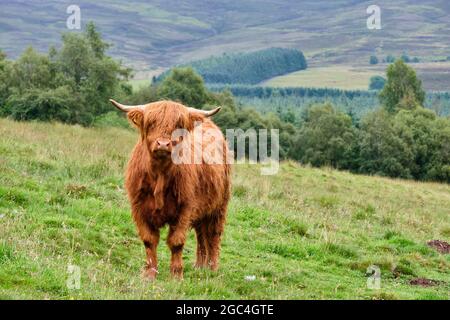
[114,100,231,279]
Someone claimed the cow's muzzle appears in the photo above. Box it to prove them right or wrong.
[153,138,172,157]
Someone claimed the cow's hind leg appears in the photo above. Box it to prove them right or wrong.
[194,220,208,268]
[205,211,226,271]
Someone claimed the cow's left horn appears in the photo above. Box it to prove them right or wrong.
[188,106,221,117]
[109,99,145,112]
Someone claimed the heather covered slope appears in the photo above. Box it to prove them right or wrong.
[0,119,449,299]
[2,0,450,68]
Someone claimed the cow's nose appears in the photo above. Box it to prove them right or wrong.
[156,139,171,149]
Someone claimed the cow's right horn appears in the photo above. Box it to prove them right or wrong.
[109,99,145,112]
[187,106,221,117]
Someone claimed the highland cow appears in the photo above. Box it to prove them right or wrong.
[110,99,231,279]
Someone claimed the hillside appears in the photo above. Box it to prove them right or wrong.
[1,0,450,70]
[0,119,449,299]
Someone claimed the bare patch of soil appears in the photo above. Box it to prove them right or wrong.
[427,240,450,254]
[409,278,441,287]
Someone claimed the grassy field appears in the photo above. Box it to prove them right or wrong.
[128,79,151,90]
[0,118,449,300]
[261,66,384,90]
[129,67,166,90]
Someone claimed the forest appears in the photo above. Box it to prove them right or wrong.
[156,48,307,85]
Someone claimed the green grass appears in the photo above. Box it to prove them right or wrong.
[262,66,384,90]
[0,118,449,299]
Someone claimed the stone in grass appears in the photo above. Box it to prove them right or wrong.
[244,275,256,281]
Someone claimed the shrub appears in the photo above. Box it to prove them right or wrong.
[379,60,425,113]
[291,104,356,169]
[369,55,379,65]
[369,76,386,90]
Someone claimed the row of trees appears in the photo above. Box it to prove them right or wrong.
[209,84,450,118]
[209,85,376,100]
[370,54,419,65]
[156,48,307,85]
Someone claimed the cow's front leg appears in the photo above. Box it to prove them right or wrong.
[142,229,160,280]
[134,213,160,280]
[167,213,191,279]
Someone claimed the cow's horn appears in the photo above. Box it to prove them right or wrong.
[109,99,145,112]
[188,106,221,117]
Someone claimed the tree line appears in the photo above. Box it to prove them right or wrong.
[209,85,375,99]
[370,54,420,65]
[208,83,450,118]
[0,25,448,183]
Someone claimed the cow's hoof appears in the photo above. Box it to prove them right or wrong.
[194,262,208,269]
[209,263,219,272]
[142,267,157,281]
[170,266,184,280]
[171,273,184,280]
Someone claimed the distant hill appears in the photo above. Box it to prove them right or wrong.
[1,0,450,69]
[156,48,307,84]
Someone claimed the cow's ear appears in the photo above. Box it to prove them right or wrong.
[189,112,205,123]
[189,113,205,130]
[127,109,144,129]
